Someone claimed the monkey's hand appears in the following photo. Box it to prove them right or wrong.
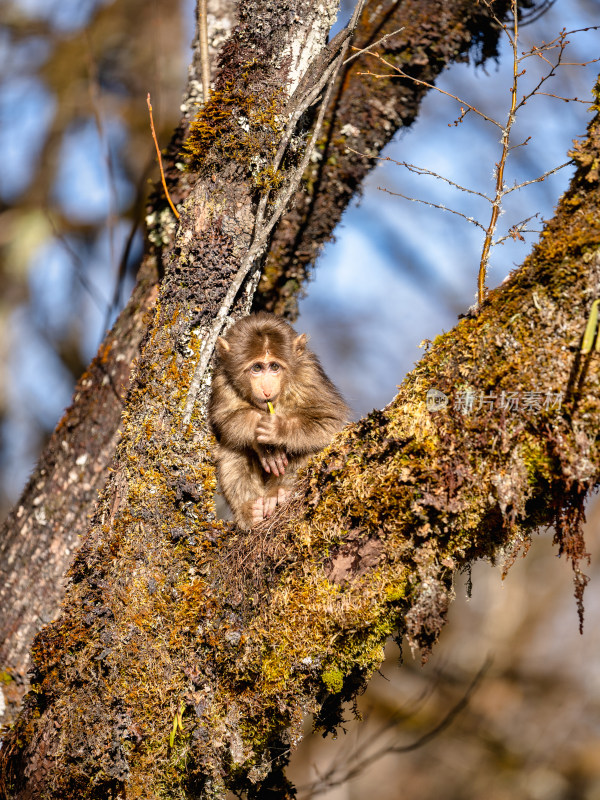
[255,414,285,446]
[254,444,288,477]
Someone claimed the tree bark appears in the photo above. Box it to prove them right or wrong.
[0,0,345,796]
[0,257,159,722]
[0,0,237,725]
[0,0,520,727]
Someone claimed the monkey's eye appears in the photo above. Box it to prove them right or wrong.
[251,363,263,374]
[269,362,281,373]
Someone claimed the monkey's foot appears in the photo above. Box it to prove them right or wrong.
[251,497,268,526]
[264,488,291,518]
[251,489,291,525]
[276,487,290,506]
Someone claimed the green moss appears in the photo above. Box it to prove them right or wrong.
[521,439,554,487]
[182,69,285,189]
[321,668,344,694]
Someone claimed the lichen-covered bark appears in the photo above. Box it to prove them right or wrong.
[184,0,239,113]
[2,41,599,797]
[0,256,159,722]
[0,1,342,797]
[255,0,518,317]
[0,0,532,724]
[0,1,235,726]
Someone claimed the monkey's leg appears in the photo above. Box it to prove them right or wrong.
[217,448,265,529]
[267,453,310,511]
[262,461,305,518]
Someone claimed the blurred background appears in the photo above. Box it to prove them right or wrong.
[1,0,599,796]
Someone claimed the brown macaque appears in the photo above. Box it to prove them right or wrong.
[209,312,348,529]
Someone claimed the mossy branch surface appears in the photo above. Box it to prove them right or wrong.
[0,0,534,729]
[3,71,600,799]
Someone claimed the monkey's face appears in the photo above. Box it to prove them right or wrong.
[248,356,284,408]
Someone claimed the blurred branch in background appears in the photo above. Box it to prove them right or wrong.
[297,659,491,798]
[0,0,189,514]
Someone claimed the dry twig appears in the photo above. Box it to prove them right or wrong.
[147,93,180,220]
[356,2,598,305]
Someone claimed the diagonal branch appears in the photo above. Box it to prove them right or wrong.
[256,0,521,317]
[0,0,552,735]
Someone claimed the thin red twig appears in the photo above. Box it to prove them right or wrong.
[147,93,180,220]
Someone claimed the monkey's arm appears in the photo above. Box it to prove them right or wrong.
[209,374,287,474]
[209,374,262,450]
[256,408,344,455]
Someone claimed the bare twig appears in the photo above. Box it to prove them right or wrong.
[494,213,541,246]
[477,0,520,304]
[199,0,211,104]
[342,27,405,66]
[359,55,503,129]
[347,148,493,202]
[147,93,180,220]
[503,161,571,195]
[515,28,599,111]
[359,0,596,306]
[534,93,590,103]
[378,186,487,231]
[509,135,532,151]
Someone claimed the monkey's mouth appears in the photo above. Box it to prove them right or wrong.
[257,398,276,411]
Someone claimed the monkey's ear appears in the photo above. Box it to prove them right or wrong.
[217,336,230,354]
[294,333,308,355]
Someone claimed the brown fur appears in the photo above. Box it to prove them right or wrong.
[209,312,348,528]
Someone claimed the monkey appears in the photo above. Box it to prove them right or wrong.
[209,312,348,529]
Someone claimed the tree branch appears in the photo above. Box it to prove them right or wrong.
[0,1,522,727]
[2,41,599,798]
[255,0,521,317]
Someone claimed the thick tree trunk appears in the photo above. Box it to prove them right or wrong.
[0,0,519,726]
[0,0,345,796]
[0,0,236,727]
